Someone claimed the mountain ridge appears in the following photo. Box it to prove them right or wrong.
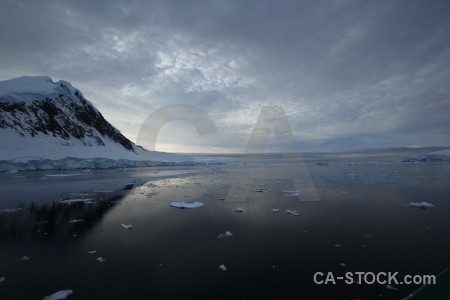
[0,76,196,170]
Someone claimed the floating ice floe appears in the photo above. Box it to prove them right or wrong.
[409,202,434,208]
[282,191,300,197]
[20,256,30,261]
[96,257,106,263]
[272,208,280,212]
[169,201,204,209]
[286,209,299,216]
[217,231,233,239]
[386,284,397,290]
[0,277,5,283]
[121,224,133,230]
[68,219,83,223]
[59,199,93,204]
[218,264,227,271]
[338,263,346,267]
[43,289,73,300]
[233,207,245,213]
[0,208,23,213]
[88,250,96,254]
[334,244,341,248]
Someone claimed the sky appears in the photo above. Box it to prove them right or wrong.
[1,0,449,153]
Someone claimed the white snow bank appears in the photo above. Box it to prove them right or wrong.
[169,201,204,209]
[0,76,56,102]
[43,290,73,300]
[409,202,434,208]
[217,231,233,239]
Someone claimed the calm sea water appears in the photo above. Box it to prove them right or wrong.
[1,151,449,299]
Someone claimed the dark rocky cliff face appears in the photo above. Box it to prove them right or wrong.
[0,81,135,152]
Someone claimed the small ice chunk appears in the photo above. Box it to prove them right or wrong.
[169,201,204,209]
[233,207,245,212]
[217,231,233,239]
[43,289,73,300]
[96,257,106,263]
[88,250,96,254]
[20,256,30,261]
[286,209,299,216]
[338,263,346,267]
[409,202,434,208]
[334,244,341,248]
[218,264,227,271]
[0,277,5,283]
[121,224,133,230]
[68,219,83,223]
[282,191,301,197]
[272,208,280,212]
[386,284,397,290]
[363,235,372,238]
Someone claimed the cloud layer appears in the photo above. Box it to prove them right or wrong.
[1,0,449,152]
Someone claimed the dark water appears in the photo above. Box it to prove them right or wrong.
[1,153,450,299]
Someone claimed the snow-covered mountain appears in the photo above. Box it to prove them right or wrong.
[0,76,194,170]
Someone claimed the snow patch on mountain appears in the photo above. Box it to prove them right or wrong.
[0,76,200,171]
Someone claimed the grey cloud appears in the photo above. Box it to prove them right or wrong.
[1,0,449,152]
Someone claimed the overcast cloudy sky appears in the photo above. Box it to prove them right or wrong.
[1,0,449,153]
